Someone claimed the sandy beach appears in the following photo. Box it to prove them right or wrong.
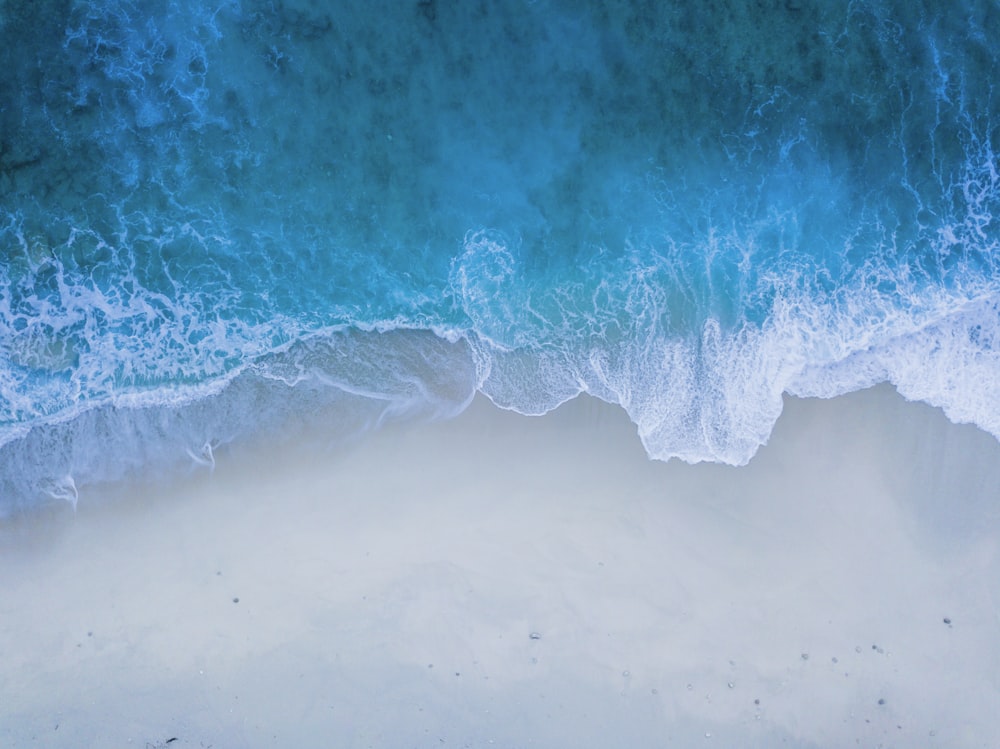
[2,384,999,748]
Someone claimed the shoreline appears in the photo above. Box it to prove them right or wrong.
[2,385,999,747]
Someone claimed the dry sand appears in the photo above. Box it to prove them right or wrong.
[2,384,999,748]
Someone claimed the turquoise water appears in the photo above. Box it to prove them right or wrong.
[2,0,999,511]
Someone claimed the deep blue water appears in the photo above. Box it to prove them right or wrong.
[2,0,999,512]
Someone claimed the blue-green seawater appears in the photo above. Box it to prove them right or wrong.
[2,0,999,511]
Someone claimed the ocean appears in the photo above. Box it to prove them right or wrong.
[2,0,998,513]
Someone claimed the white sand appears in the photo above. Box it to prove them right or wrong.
[2,385,999,748]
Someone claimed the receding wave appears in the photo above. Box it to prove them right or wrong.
[0,330,478,514]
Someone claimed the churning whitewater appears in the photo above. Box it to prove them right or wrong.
[1,0,999,511]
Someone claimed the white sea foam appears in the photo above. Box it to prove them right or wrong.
[4,260,1000,514]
